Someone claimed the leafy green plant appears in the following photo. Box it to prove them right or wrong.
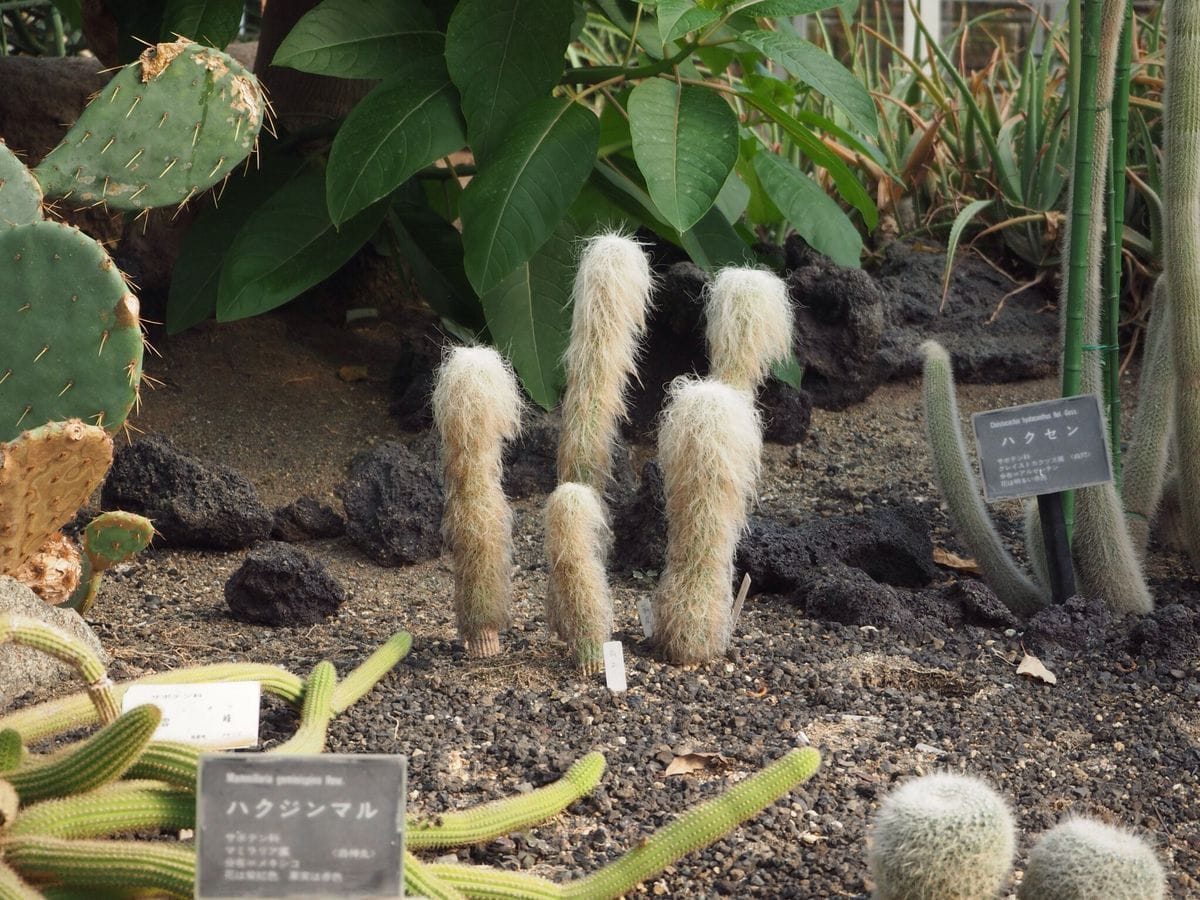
[166,0,884,409]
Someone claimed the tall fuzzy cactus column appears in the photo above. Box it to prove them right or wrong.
[432,347,523,658]
[544,483,613,673]
[705,267,794,393]
[1164,0,1200,567]
[653,377,760,664]
[557,233,653,491]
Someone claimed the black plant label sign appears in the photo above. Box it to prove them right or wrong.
[971,394,1113,502]
[196,754,406,899]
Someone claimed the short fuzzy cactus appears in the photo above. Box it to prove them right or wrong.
[1018,817,1166,900]
[544,482,613,673]
[653,377,760,665]
[868,772,1015,900]
[432,346,523,658]
[705,266,794,393]
[557,232,653,491]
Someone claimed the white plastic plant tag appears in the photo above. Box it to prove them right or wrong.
[123,681,261,749]
[729,574,751,632]
[636,595,654,639]
[603,641,627,693]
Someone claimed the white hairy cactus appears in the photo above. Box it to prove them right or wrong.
[705,266,794,393]
[544,482,613,674]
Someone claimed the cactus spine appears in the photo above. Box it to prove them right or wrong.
[268,661,336,755]
[544,483,613,673]
[920,342,1048,615]
[705,267,794,393]
[654,377,761,665]
[433,346,523,658]
[557,233,653,490]
[0,614,119,724]
[867,772,1015,900]
[0,140,41,226]
[7,780,194,839]
[1017,817,1166,900]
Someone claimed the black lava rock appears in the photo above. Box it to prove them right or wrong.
[337,442,443,567]
[503,412,559,499]
[271,496,346,542]
[224,542,345,626]
[940,579,1020,628]
[795,564,950,635]
[1023,594,1114,653]
[101,434,272,550]
[612,461,668,574]
[760,381,813,444]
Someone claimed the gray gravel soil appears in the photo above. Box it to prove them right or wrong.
[11,311,1198,898]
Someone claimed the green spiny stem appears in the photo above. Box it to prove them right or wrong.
[408,752,606,850]
[38,889,147,900]
[0,731,25,773]
[5,705,160,804]
[329,632,412,714]
[426,864,563,899]
[0,663,304,745]
[1164,0,1200,568]
[0,616,119,724]
[565,748,821,900]
[1,836,194,898]
[0,139,42,226]
[268,661,335,755]
[7,780,194,839]
[406,852,470,900]
[65,512,155,615]
[122,742,200,788]
[0,860,39,900]
[920,342,1048,615]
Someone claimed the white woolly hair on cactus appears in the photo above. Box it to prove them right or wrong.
[432,345,523,658]
[868,771,1016,900]
[1017,817,1166,900]
[653,377,761,665]
[557,231,654,490]
[705,266,795,393]
[544,482,614,674]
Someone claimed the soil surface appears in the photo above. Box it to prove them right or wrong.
[7,309,1199,898]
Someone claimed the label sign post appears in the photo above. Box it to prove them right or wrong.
[196,754,406,899]
[971,394,1114,604]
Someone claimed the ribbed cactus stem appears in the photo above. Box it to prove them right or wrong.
[705,267,794,393]
[557,233,653,490]
[269,660,336,755]
[1122,278,1175,557]
[566,748,820,899]
[1017,817,1166,900]
[433,346,523,658]
[0,616,119,724]
[0,730,26,773]
[426,863,563,899]
[409,752,606,850]
[1,836,194,898]
[919,342,1048,615]
[0,662,304,745]
[0,860,40,900]
[4,705,160,804]
[544,484,613,674]
[330,631,412,714]
[654,378,761,664]
[406,851,470,900]
[122,741,200,788]
[1164,0,1200,568]
[8,780,194,839]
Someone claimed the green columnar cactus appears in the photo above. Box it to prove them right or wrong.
[409,752,606,850]
[330,631,413,714]
[7,780,194,839]
[62,511,155,615]
[920,342,1049,615]
[0,731,25,773]
[1022,501,1051,591]
[433,346,523,658]
[705,267,794,393]
[0,613,119,724]
[867,772,1015,900]
[33,39,265,211]
[0,836,194,898]
[1017,817,1166,900]
[1122,278,1175,558]
[654,377,761,665]
[1163,0,1200,568]
[269,660,336,755]
[557,233,653,491]
[122,742,200,789]
[544,483,613,674]
[405,852,469,900]
[0,140,41,226]
[4,705,160,805]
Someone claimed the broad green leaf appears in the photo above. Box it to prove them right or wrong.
[163,0,243,47]
[167,151,308,334]
[445,0,576,162]
[460,98,598,295]
[753,152,862,267]
[628,80,738,232]
[655,0,720,45]
[740,31,877,136]
[736,139,783,226]
[679,206,754,270]
[388,205,486,335]
[480,220,576,410]
[714,169,751,223]
[274,0,441,78]
[731,0,847,16]
[217,172,388,321]
[327,65,466,225]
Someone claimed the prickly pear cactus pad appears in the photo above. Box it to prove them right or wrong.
[0,221,143,441]
[33,39,265,211]
[0,140,42,226]
[0,420,113,576]
[82,511,154,572]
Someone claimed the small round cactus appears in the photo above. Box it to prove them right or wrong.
[868,772,1015,900]
[1018,817,1166,900]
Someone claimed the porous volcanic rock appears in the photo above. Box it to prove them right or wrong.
[337,442,442,566]
[271,496,346,542]
[224,542,345,626]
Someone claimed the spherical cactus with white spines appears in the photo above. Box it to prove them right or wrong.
[1018,817,1166,900]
